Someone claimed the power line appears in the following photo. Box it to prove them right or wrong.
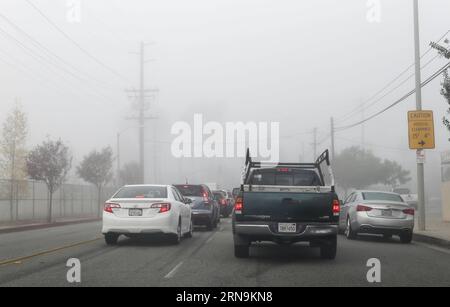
[0,12,120,91]
[336,29,450,124]
[335,61,450,132]
[24,0,129,82]
[0,25,122,104]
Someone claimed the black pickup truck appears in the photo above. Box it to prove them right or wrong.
[232,150,340,259]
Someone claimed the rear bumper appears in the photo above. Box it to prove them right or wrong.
[234,221,338,242]
[102,212,177,235]
[191,210,213,225]
[353,212,414,235]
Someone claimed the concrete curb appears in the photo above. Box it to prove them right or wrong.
[0,218,101,235]
[413,233,450,249]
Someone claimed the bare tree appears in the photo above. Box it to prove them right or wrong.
[26,139,72,223]
[77,147,114,217]
[0,102,28,220]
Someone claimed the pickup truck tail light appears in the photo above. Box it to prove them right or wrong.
[403,208,415,216]
[357,205,373,212]
[151,203,171,213]
[104,203,121,213]
[332,199,340,216]
[234,197,243,214]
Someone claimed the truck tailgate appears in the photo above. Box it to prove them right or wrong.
[240,191,336,222]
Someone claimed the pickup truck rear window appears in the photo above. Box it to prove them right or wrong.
[249,170,322,186]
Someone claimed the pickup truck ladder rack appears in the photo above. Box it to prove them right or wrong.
[242,148,335,192]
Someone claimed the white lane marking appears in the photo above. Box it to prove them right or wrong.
[415,242,450,255]
[206,235,215,244]
[164,261,184,279]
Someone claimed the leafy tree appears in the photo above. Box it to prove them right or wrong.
[0,103,28,220]
[441,69,450,133]
[334,147,411,194]
[119,162,141,186]
[77,147,114,217]
[382,160,411,189]
[26,139,72,223]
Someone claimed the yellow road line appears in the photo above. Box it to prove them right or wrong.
[0,237,102,267]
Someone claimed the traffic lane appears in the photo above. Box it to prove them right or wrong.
[163,220,450,287]
[0,221,102,261]
[0,224,220,287]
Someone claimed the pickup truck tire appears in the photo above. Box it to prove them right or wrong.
[320,236,337,260]
[234,235,250,258]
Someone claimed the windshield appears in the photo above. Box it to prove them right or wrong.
[113,186,167,199]
[362,192,404,203]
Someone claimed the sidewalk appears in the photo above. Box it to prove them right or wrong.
[414,216,450,249]
[0,217,100,234]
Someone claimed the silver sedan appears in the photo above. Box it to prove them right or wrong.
[339,190,415,243]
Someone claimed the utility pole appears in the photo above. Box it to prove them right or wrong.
[413,0,426,231]
[361,101,365,150]
[116,132,120,186]
[330,117,335,160]
[125,42,158,184]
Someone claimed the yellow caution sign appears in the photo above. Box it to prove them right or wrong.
[408,110,435,150]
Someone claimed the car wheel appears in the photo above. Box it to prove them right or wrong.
[185,219,193,238]
[105,233,119,245]
[320,236,337,260]
[345,217,357,240]
[400,232,413,244]
[172,220,182,244]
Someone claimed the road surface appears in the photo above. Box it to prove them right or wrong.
[1,219,450,287]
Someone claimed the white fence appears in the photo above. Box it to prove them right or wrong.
[0,179,117,223]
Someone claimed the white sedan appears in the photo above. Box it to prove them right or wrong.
[102,185,193,245]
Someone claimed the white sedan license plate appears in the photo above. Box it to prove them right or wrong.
[129,209,143,217]
[278,223,297,233]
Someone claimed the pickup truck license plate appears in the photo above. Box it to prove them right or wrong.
[129,209,143,217]
[278,223,297,233]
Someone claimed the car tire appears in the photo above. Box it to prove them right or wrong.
[400,232,413,244]
[320,236,337,260]
[185,220,193,238]
[206,218,214,230]
[345,217,357,240]
[105,233,119,245]
[172,220,182,244]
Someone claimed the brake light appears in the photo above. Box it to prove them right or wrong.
[221,199,227,206]
[277,168,291,172]
[235,197,243,214]
[357,205,373,212]
[104,203,120,213]
[151,203,171,213]
[202,190,209,202]
[403,208,415,216]
[332,199,340,215]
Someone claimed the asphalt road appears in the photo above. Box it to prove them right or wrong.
[1,219,450,287]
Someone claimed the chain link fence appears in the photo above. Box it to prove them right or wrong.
[0,179,118,224]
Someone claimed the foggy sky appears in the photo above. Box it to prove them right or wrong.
[1,0,449,196]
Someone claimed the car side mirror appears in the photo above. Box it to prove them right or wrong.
[184,198,193,204]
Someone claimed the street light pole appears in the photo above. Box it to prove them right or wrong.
[413,0,426,231]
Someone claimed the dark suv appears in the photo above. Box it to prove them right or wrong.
[174,184,220,230]
[213,190,233,218]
